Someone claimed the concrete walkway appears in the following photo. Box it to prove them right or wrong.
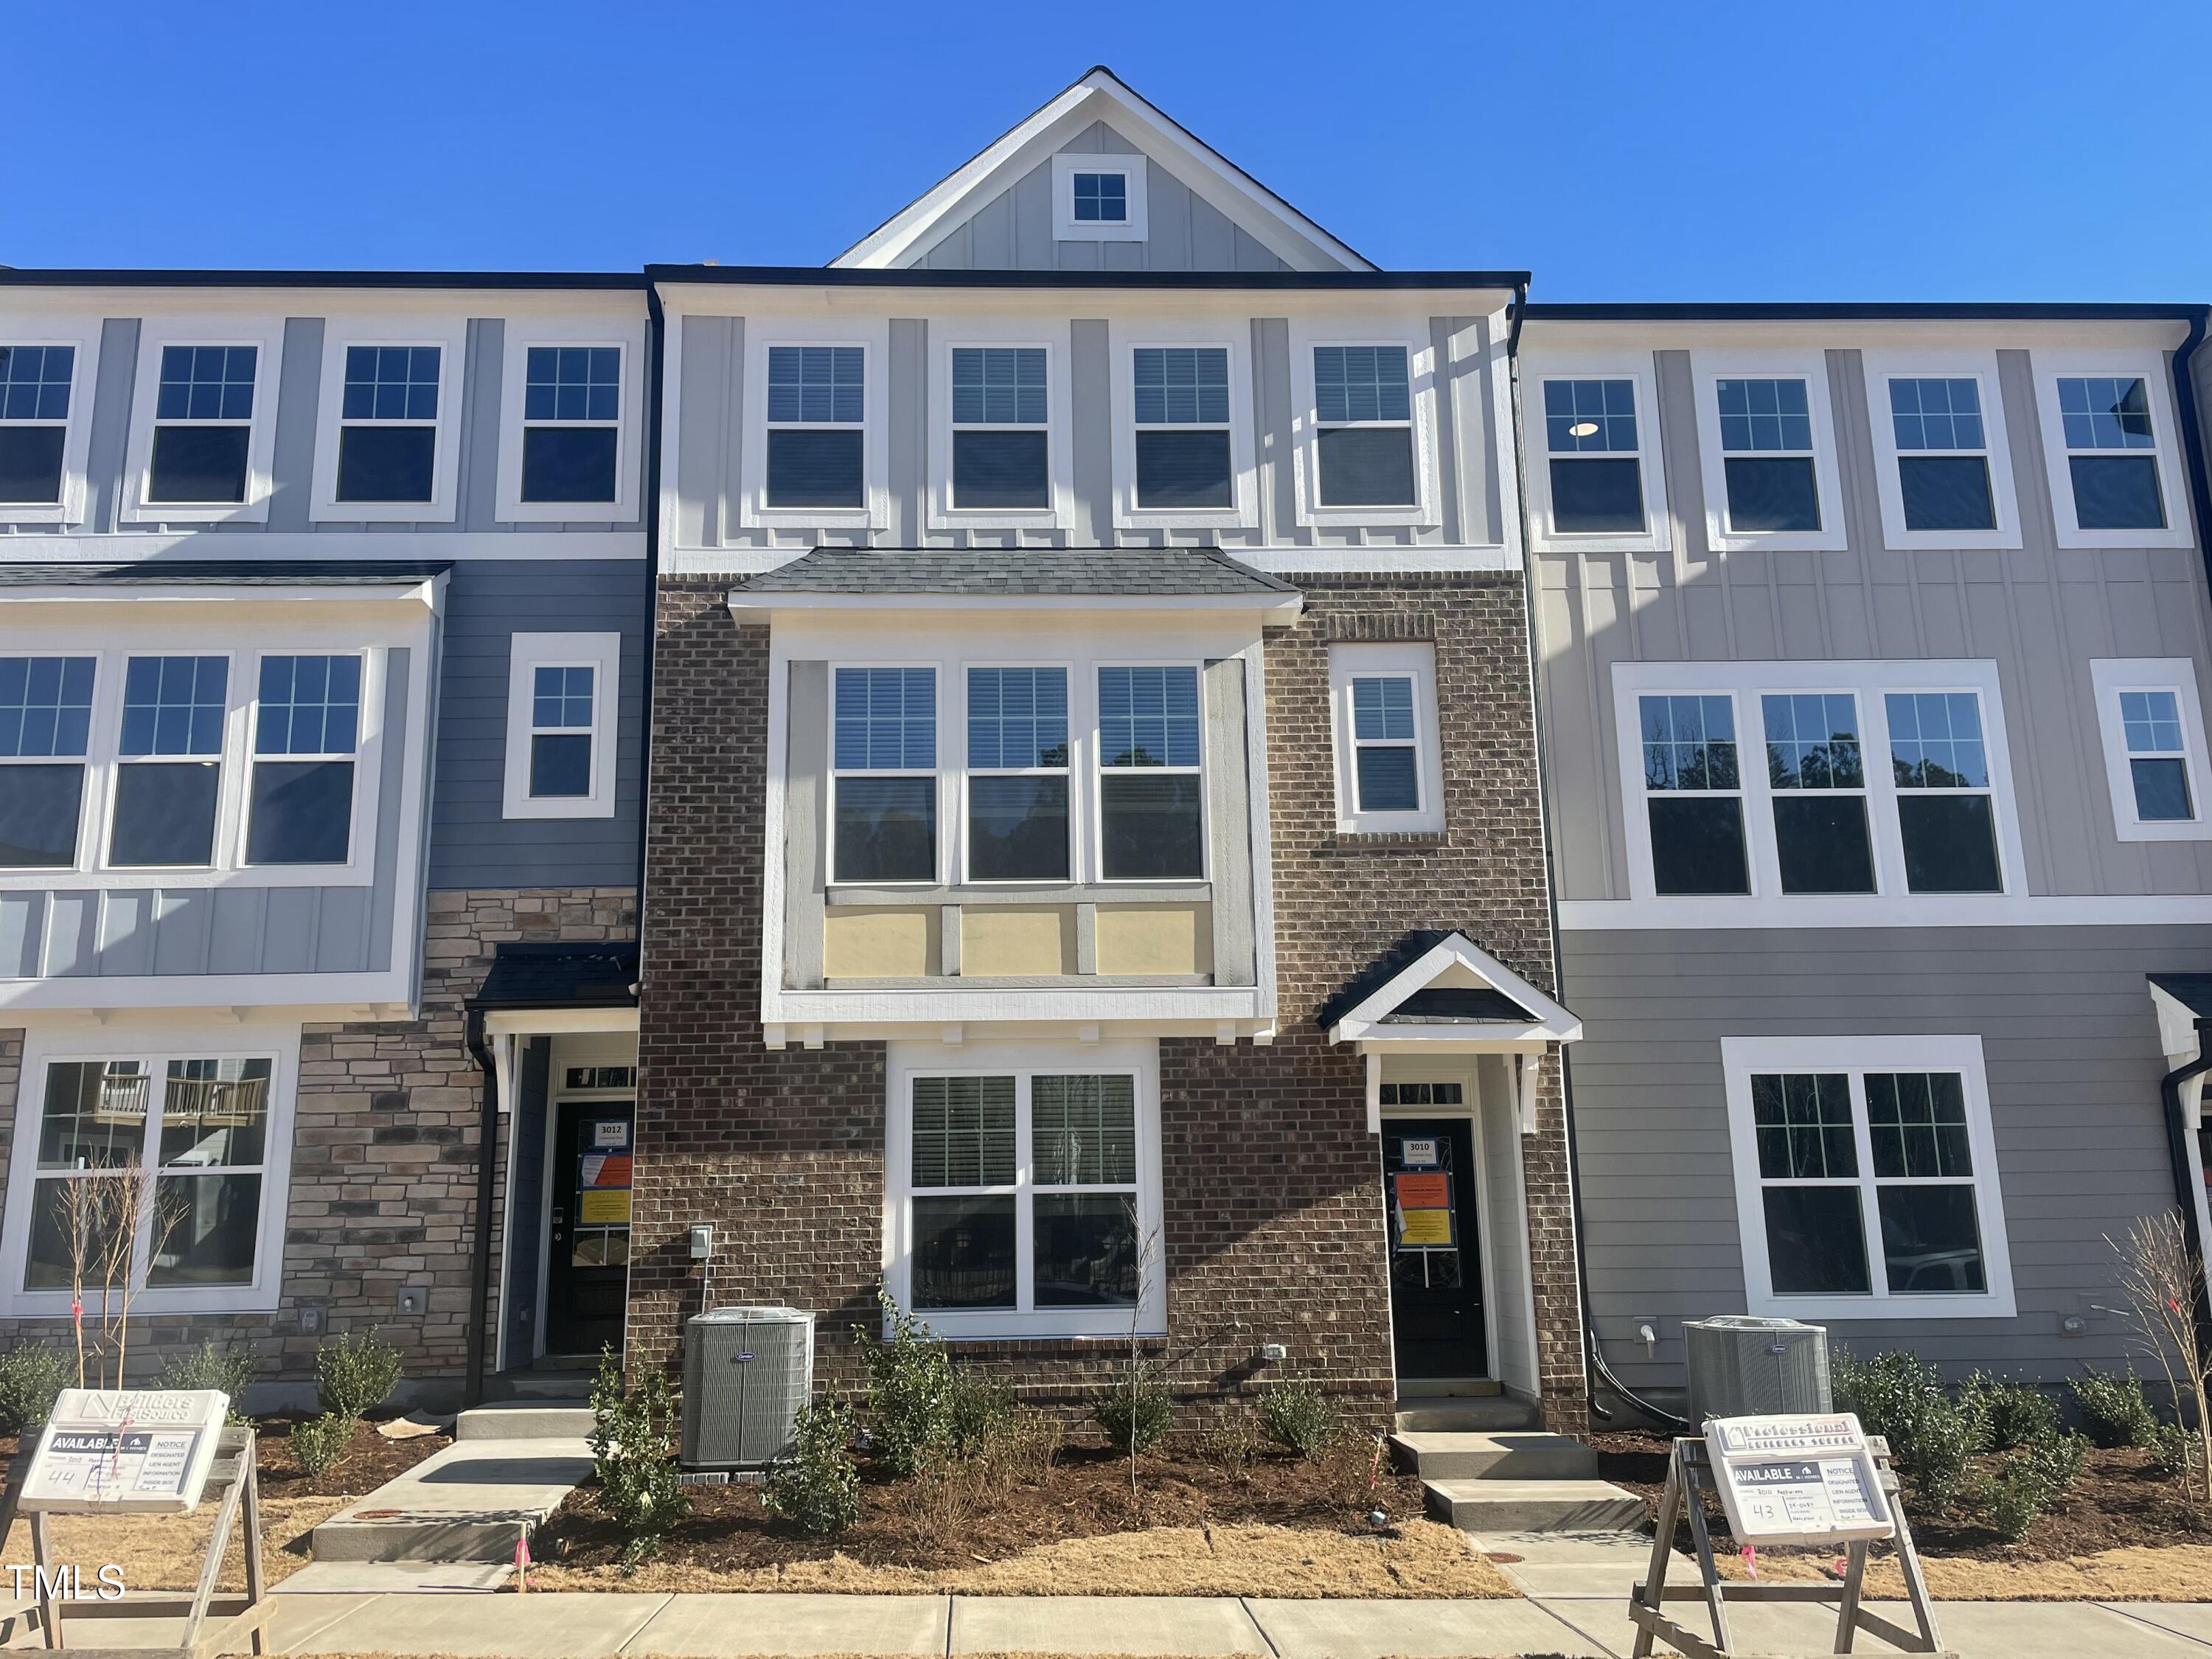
[8,1587,2212,1657]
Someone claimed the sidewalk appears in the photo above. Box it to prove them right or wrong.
[10,1587,2212,1658]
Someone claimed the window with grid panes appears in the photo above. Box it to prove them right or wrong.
[1886,692,2002,891]
[766,346,865,508]
[0,345,74,504]
[247,655,361,864]
[966,667,1069,881]
[1097,666,1203,880]
[338,346,440,502]
[110,655,228,867]
[521,346,621,503]
[1640,693,1747,894]
[1133,347,1232,508]
[832,668,936,882]
[1887,378,1995,532]
[150,347,256,504]
[0,655,93,869]
[2058,376,2163,531]
[1763,692,1874,893]
[1716,377,1820,532]
[1543,378,1645,533]
[951,347,1048,509]
[1312,346,1416,507]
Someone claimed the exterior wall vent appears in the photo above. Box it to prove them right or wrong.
[1683,1315,1832,1424]
[681,1305,815,1467]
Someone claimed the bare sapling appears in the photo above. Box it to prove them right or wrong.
[2107,1210,2212,1501]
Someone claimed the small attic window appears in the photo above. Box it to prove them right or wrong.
[1052,153,1147,241]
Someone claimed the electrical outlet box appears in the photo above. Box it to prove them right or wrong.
[397,1287,427,1316]
[299,1307,325,1335]
[689,1223,714,1260]
[1259,1342,1288,1363]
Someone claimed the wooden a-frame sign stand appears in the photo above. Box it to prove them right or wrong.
[5,1424,271,1659]
[1630,1434,1957,1659]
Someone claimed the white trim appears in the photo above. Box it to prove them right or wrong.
[1562,893,2212,929]
[494,319,647,524]
[737,319,891,532]
[1328,931,1581,1046]
[882,1035,1164,1340]
[928,324,1074,532]
[2033,349,2193,549]
[1,532,643,563]
[1690,350,1848,553]
[1107,323,1257,532]
[1378,1066,1502,1385]
[307,318,468,524]
[1233,546,1519,577]
[1288,322,1443,531]
[1327,641,1444,835]
[1721,1034,2016,1321]
[1859,350,2022,552]
[1051,153,1149,242]
[729,589,1301,619]
[120,319,287,525]
[1610,658,2028,912]
[2090,658,2212,842]
[0,325,97,526]
[1520,351,1672,554]
[501,631,619,821]
[0,1020,302,1318]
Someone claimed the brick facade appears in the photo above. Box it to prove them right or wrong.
[631,573,1588,1432]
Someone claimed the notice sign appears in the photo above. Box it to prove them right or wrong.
[21,1389,229,1515]
[1705,1413,1895,1547]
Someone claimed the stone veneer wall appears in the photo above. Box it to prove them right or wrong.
[630,574,1586,1432]
[0,888,633,1392]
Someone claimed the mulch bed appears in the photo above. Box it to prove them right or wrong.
[535,1438,1425,1573]
[1593,1428,2212,1563]
[253,1414,451,1499]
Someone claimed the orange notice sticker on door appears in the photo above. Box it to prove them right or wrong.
[1394,1172,1450,1209]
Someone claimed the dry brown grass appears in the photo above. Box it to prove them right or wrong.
[0,1495,342,1593]
[1717,1540,2212,1600]
[524,1519,1516,1599]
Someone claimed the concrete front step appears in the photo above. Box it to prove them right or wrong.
[1424,1477,1646,1533]
[484,1368,595,1402]
[1391,1430,1599,1482]
[311,1436,593,1563]
[453,1401,594,1441]
[1392,1395,1543,1434]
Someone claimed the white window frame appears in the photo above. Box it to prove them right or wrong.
[1288,322,1443,531]
[959,661,1077,886]
[883,1037,1165,1340]
[2090,658,2212,842]
[239,648,377,872]
[1860,350,2022,552]
[1093,659,1209,886]
[1522,352,1671,554]
[1722,1034,2015,1321]
[309,318,467,524]
[1691,350,1848,553]
[1051,153,1148,242]
[2032,349,2192,550]
[0,1022,302,1316]
[738,319,891,531]
[502,631,620,821]
[928,327,1074,532]
[1327,642,1444,834]
[1107,324,1257,532]
[1610,659,2028,920]
[121,319,287,525]
[0,326,97,526]
[495,319,647,524]
[827,661,944,887]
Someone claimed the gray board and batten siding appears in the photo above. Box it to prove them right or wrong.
[1569,923,2212,1398]
[1534,344,2212,903]
[672,310,1510,553]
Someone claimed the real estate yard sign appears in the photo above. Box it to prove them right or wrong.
[1704,1412,1896,1547]
[19,1389,229,1514]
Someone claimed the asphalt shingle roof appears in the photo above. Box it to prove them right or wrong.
[470,942,640,1011]
[731,545,1297,597]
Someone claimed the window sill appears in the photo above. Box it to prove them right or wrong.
[1747,1293,2017,1322]
[827,881,1210,906]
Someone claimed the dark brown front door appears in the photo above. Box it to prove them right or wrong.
[1383,1117,1487,1379]
[546,1099,633,1357]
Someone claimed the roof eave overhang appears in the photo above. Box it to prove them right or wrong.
[1326,931,1582,1048]
[0,579,445,608]
[726,589,1304,622]
[481,1006,640,1037]
[1332,1018,1576,1051]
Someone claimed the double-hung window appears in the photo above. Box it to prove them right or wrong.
[766,346,865,509]
[2059,376,2163,530]
[1886,692,2002,893]
[150,347,257,504]
[502,632,619,821]
[1638,693,1748,896]
[1312,346,1416,507]
[1096,667,1203,881]
[832,668,937,883]
[951,347,1049,509]
[521,346,622,504]
[1888,378,1994,532]
[0,655,94,869]
[529,667,595,800]
[1714,376,1820,533]
[337,346,440,503]
[1133,348,1233,509]
[1724,1037,2012,1318]
[111,656,229,869]
[0,346,75,507]
[2121,691,2194,823]
[1329,644,1444,833]
[248,655,361,866]
[1763,693,1874,894]
[2091,660,2211,841]
[966,667,1069,882]
[1543,378,1645,533]
[1351,677,1421,813]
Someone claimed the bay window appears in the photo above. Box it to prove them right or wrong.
[111,655,229,868]
[0,655,94,868]
[1096,666,1203,880]
[966,667,1069,881]
[247,655,361,866]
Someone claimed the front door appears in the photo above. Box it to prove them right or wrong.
[1383,1117,1487,1379]
[546,1099,633,1357]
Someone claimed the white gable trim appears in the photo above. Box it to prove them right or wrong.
[1329,931,1582,1046]
[832,69,1374,273]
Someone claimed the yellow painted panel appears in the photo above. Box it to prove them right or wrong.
[823,907,936,978]
[1094,904,1212,977]
[961,906,1075,977]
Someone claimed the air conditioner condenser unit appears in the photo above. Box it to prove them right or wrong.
[681,1304,815,1468]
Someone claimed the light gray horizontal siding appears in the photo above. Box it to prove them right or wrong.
[1567,924,2212,1398]
[426,559,647,889]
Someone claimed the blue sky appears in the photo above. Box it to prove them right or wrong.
[8,0,2208,300]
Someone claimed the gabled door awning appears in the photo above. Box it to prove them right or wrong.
[1324,930,1581,1052]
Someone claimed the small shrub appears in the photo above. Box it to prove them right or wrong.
[1834,1349,1977,1509]
[2150,1420,2197,1481]
[762,1394,860,1537]
[1259,1379,1338,1461]
[1092,1362,1172,1455]
[946,1366,1015,1453]
[588,1346,690,1568]
[1960,1371,2060,1452]
[978,1406,1062,1492]
[288,1411,355,1479]
[855,1294,958,1477]
[159,1340,257,1422]
[0,1346,70,1434]
[1975,1430,2087,1543]
[2070,1368,2160,1449]
[317,1329,404,1421]
[1203,1408,1265,1477]
[889,1438,985,1560]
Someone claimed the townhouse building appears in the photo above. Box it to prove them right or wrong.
[1520,304,2212,1411]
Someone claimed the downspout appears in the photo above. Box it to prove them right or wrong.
[1503,286,1689,1434]
[636,282,665,915]
[2169,308,2212,604]
[2161,1018,2212,1273]
[462,1009,498,1407]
